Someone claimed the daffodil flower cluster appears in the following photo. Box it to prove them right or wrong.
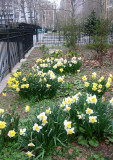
[8,70,64,99]
[60,92,113,140]
[82,72,113,97]
[33,56,82,74]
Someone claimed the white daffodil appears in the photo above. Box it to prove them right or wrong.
[64,120,71,129]
[28,142,35,147]
[37,112,47,121]
[20,128,26,136]
[26,151,35,158]
[86,108,94,115]
[33,123,42,132]
[89,116,97,123]
[110,97,113,106]
[46,108,51,114]
[66,128,75,135]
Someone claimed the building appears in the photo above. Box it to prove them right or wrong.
[59,0,72,24]
[73,0,107,23]
[0,0,55,28]
[105,0,113,21]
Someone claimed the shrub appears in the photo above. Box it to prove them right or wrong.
[33,57,82,75]
[82,72,113,97]
[60,93,113,146]
[0,108,20,149]
[8,70,64,100]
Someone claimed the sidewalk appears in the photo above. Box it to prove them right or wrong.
[0,47,35,94]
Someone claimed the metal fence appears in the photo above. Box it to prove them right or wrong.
[36,29,113,47]
[36,30,65,47]
[0,29,34,82]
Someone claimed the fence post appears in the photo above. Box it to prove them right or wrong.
[7,29,11,73]
[22,28,25,58]
[17,30,20,62]
[36,28,38,42]
[59,30,61,41]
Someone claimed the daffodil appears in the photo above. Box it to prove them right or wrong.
[42,119,48,126]
[16,88,20,92]
[82,76,87,81]
[33,123,42,132]
[0,121,6,129]
[110,97,113,106]
[2,93,6,97]
[92,72,97,79]
[98,84,102,89]
[20,128,26,136]
[46,108,51,114]
[59,68,63,73]
[22,77,26,81]
[58,77,63,82]
[106,82,110,88]
[77,70,80,73]
[64,120,71,129]
[46,84,51,88]
[37,112,47,121]
[89,116,97,123]
[108,77,112,83]
[8,130,16,137]
[86,108,94,115]
[26,151,35,158]
[66,128,74,135]
[0,109,4,115]
[84,82,89,87]
[25,106,30,112]
[28,142,35,147]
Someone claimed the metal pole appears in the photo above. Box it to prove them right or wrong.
[7,29,11,72]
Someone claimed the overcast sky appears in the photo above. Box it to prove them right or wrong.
[48,0,61,7]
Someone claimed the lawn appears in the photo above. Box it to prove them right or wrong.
[0,46,113,160]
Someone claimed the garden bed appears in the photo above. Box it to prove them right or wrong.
[0,46,113,160]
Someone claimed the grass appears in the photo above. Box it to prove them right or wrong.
[0,46,113,159]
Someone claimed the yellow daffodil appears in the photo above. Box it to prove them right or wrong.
[84,82,89,87]
[0,121,6,129]
[25,106,30,112]
[8,130,16,137]
[2,93,6,97]
[82,76,87,81]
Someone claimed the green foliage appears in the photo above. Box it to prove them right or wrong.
[0,142,28,160]
[0,109,20,149]
[50,50,63,58]
[40,44,48,54]
[83,11,100,36]
[63,22,79,49]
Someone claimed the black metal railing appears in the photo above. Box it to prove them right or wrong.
[0,28,34,82]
